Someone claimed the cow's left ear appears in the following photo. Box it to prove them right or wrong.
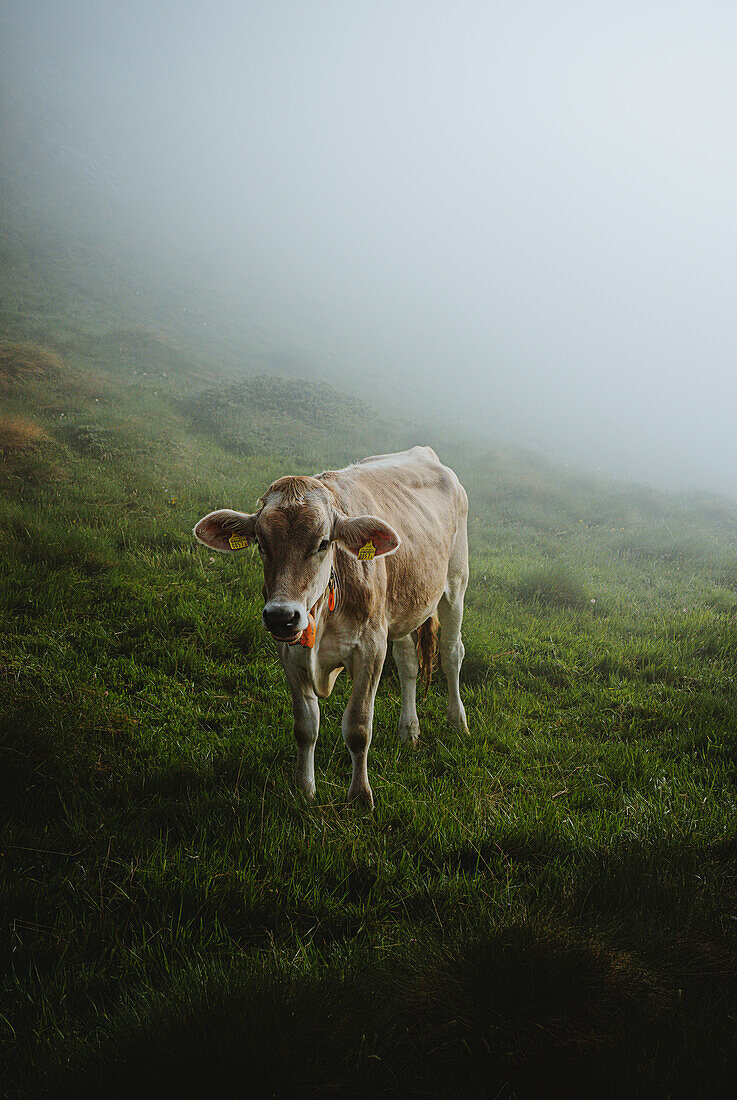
[332,514,401,558]
[193,509,258,553]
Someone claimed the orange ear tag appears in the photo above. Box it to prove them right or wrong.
[328,586,335,612]
[228,535,250,550]
[298,612,316,648]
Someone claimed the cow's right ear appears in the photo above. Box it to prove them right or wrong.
[332,513,401,558]
[193,509,258,553]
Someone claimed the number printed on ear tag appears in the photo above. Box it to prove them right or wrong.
[358,539,376,561]
[228,535,250,550]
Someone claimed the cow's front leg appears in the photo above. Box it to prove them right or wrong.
[281,655,320,798]
[342,636,387,809]
[291,687,320,797]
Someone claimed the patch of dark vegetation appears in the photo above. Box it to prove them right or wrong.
[184,373,394,456]
[62,422,118,460]
[191,373,372,428]
[514,563,589,609]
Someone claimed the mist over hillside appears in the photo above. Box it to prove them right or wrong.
[2,1,737,496]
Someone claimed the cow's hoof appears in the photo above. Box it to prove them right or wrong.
[398,719,420,748]
[447,708,470,736]
[348,786,374,812]
[295,777,316,799]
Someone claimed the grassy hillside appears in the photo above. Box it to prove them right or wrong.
[2,319,737,1097]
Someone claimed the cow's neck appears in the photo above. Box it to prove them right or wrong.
[291,563,338,649]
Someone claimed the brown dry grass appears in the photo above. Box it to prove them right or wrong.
[0,339,115,406]
[0,341,64,389]
[0,414,49,454]
[0,413,57,482]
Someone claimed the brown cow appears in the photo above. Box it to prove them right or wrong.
[194,446,469,808]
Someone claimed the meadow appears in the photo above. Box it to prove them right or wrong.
[3,305,737,1096]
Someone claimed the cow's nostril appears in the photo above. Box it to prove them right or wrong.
[263,604,303,634]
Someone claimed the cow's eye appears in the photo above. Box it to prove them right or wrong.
[317,539,329,553]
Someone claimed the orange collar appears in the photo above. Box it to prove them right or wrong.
[289,569,336,649]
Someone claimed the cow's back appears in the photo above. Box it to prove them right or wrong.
[319,447,467,636]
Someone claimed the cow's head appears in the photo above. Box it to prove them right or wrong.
[194,476,400,643]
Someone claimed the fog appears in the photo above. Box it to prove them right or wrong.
[2,1,737,494]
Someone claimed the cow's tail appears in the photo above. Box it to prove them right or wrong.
[416,613,439,698]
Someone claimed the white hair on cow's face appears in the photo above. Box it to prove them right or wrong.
[261,475,326,509]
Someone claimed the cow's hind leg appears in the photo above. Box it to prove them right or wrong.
[438,590,469,734]
[438,522,470,735]
[393,635,420,747]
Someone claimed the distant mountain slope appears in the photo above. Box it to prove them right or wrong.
[183,374,406,466]
[2,217,737,545]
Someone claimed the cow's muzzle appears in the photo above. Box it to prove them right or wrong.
[263,601,308,641]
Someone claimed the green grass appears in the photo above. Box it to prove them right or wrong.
[2,328,737,1097]
[513,562,590,608]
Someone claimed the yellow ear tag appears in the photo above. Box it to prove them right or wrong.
[228,535,250,550]
[357,539,376,561]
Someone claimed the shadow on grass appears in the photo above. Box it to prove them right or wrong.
[40,918,737,1100]
[6,686,737,1098]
